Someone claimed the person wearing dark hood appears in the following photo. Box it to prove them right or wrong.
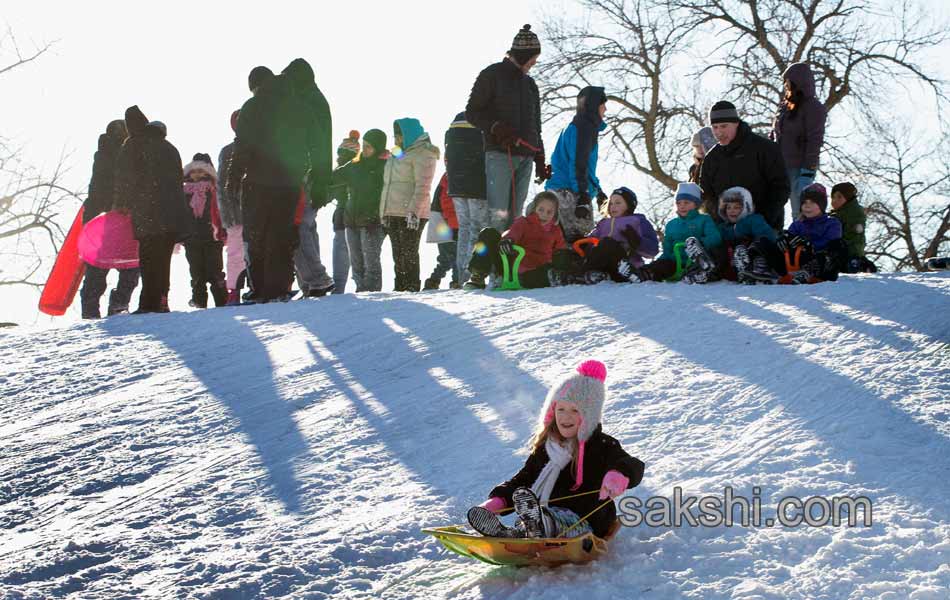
[113,105,190,314]
[217,110,247,305]
[545,86,608,242]
[281,58,337,298]
[226,62,323,301]
[466,24,547,232]
[688,126,717,185]
[770,62,828,220]
[79,118,140,318]
[699,101,789,230]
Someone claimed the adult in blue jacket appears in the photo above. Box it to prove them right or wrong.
[546,86,608,242]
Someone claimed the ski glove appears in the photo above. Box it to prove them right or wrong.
[599,470,630,500]
[596,190,608,208]
[621,226,641,254]
[480,497,507,514]
[490,121,517,147]
[498,238,517,257]
[405,213,420,230]
[534,154,551,183]
[575,192,593,219]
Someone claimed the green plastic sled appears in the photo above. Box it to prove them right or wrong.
[494,245,526,291]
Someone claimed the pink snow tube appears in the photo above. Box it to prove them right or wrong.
[78,211,140,270]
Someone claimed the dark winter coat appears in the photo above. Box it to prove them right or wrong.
[282,59,333,205]
[771,63,827,170]
[700,122,789,229]
[830,199,866,257]
[333,154,388,228]
[113,106,190,241]
[465,59,543,156]
[85,131,125,224]
[444,112,486,199]
[788,213,842,252]
[228,72,319,190]
[504,212,566,273]
[216,142,241,228]
[488,426,645,538]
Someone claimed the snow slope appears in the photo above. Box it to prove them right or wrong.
[1,273,949,599]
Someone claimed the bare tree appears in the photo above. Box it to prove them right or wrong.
[536,0,948,231]
[0,27,76,289]
[834,117,950,271]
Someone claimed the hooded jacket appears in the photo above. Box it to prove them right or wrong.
[333,151,389,228]
[770,63,827,170]
[660,208,722,262]
[113,106,190,240]
[84,123,126,224]
[546,86,607,196]
[716,187,777,244]
[380,118,440,220]
[788,213,842,251]
[282,59,333,203]
[830,198,866,257]
[444,112,486,199]
[488,425,644,538]
[589,214,659,267]
[699,121,790,230]
[503,196,566,273]
[465,58,543,156]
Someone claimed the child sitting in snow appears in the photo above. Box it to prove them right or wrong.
[830,182,877,273]
[549,186,659,285]
[618,182,722,284]
[182,153,227,307]
[462,191,566,290]
[714,186,777,283]
[467,360,644,539]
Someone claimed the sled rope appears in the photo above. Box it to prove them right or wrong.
[558,497,615,538]
[495,488,601,515]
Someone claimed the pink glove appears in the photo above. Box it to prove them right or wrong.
[480,497,507,514]
[599,470,629,500]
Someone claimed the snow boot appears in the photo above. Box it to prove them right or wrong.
[732,244,750,274]
[210,277,228,307]
[685,237,716,272]
[512,487,547,538]
[740,256,779,284]
[423,277,440,291]
[306,283,334,298]
[463,270,488,291]
[682,265,709,285]
[617,259,646,283]
[467,506,524,538]
[449,280,461,290]
[226,288,242,306]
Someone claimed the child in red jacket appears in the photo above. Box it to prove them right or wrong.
[423,172,460,289]
[462,191,566,290]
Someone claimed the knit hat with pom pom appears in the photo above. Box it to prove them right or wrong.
[539,360,608,489]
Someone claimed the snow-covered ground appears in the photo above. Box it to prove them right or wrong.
[1,273,949,599]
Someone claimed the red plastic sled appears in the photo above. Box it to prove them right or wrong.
[38,207,86,316]
[78,210,140,270]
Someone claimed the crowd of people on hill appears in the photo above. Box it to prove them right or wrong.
[79,24,879,319]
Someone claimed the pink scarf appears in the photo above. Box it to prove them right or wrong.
[184,180,214,218]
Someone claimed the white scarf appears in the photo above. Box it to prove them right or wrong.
[531,438,574,505]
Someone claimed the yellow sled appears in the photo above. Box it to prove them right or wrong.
[422,520,620,567]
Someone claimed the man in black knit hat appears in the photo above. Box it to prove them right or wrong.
[699,100,789,230]
[466,24,548,232]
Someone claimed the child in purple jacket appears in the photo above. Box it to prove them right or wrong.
[550,186,659,285]
[771,183,845,283]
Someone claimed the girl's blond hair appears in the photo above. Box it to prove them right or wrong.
[528,418,579,465]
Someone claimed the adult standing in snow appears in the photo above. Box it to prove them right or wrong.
[113,106,190,314]
[226,62,321,302]
[445,112,487,285]
[217,110,247,305]
[545,86,608,242]
[329,131,360,293]
[699,101,789,230]
[380,118,440,292]
[465,24,547,231]
[770,62,827,220]
[281,58,337,298]
[80,118,140,319]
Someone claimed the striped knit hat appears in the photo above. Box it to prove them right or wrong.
[510,24,541,65]
[540,360,608,490]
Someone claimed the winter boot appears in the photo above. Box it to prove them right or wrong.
[582,270,610,285]
[159,294,170,313]
[685,237,716,272]
[226,288,242,306]
[423,277,440,291]
[512,487,548,538]
[306,283,334,298]
[466,506,524,538]
[449,280,461,290]
[547,269,571,287]
[210,279,229,308]
[463,270,488,291]
[189,282,208,309]
[740,256,779,284]
[617,259,646,283]
[682,264,709,285]
[732,244,751,274]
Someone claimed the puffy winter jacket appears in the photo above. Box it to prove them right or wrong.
[488,425,645,538]
[216,142,241,228]
[830,199,866,257]
[716,187,776,243]
[771,63,827,170]
[465,59,543,156]
[444,112,486,199]
[333,154,388,228]
[589,214,659,267]
[84,131,124,224]
[660,209,721,261]
[700,122,789,229]
[429,173,459,229]
[380,118,440,219]
[504,211,566,273]
[788,213,842,251]
[113,106,190,241]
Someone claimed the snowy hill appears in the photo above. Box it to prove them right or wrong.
[2,273,949,599]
